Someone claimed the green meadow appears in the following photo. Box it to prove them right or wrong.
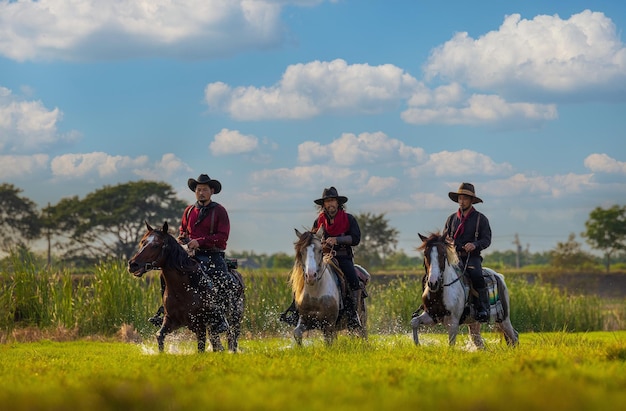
[1,332,626,411]
[2,254,626,410]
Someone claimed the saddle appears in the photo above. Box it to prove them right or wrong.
[415,267,505,323]
[458,267,505,323]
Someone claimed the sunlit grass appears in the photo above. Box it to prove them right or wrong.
[1,332,626,411]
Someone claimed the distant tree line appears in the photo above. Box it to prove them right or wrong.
[1,182,625,271]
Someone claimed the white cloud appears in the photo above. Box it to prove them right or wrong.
[402,90,558,126]
[133,153,192,179]
[298,131,426,166]
[50,152,149,178]
[363,176,398,196]
[0,86,80,153]
[210,129,259,155]
[204,59,420,120]
[423,10,626,98]
[0,0,286,62]
[409,192,450,210]
[251,165,369,189]
[485,172,595,199]
[0,154,49,178]
[584,153,626,174]
[410,149,514,177]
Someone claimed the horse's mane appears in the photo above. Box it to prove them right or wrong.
[159,230,198,272]
[288,230,315,298]
[418,231,459,266]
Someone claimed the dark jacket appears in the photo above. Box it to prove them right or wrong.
[444,208,491,257]
[312,213,361,258]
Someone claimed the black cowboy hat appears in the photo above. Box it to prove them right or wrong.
[448,182,483,204]
[188,174,222,194]
[314,186,348,205]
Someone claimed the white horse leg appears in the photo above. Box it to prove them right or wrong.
[468,322,485,349]
[497,319,519,347]
[411,312,434,345]
[446,319,460,346]
[293,320,305,345]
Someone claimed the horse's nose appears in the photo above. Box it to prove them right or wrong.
[128,260,138,273]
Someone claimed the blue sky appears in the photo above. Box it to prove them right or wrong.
[1,0,625,257]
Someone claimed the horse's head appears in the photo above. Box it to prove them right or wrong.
[128,221,170,277]
[418,232,454,291]
[295,228,325,285]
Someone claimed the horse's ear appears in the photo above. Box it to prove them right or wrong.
[315,226,325,238]
[162,221,169,233]
[295,228,303,239]
[418,233,427,241]
[146,221,153,231]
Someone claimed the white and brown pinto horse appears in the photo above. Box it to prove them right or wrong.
[411,232,518,349]
[288,228,367,345]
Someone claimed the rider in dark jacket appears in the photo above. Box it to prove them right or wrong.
[444,183,492,322]
[280,187,363,331]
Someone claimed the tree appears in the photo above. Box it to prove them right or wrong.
[582,205,626,272]
[354,212,399,269]
[44,181,187,262]
[0,183,41,252]
[550,233,596,271]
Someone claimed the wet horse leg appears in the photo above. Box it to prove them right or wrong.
[497,319,519,347]
[322,325,337,345]
[156,320,174,353]
[411,311,434,345]
[209,331,224,352]
[294,319,306,345]
[445,317,461,346]
[194,325,207,353]
[226,303,243,353]
[468,322,485,349]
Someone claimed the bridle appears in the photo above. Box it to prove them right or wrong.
[424,241,465,292]
[298,236,328,282]
[138,232,168,272]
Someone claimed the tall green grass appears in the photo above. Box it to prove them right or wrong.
[1,251,624,339]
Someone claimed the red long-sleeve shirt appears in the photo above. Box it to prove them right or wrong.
[179,202,230,251]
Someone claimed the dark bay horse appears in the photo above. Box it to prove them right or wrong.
[128,222,244,353]
[288,228,368,345]
[411,232,518,349]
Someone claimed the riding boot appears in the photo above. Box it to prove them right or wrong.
[347,289,362,330]
[279,299,299,326]
[209,309,229,334]
[148,305,164,327]
[475,287,490,323]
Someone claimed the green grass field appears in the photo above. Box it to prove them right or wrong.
[1,331,625,411]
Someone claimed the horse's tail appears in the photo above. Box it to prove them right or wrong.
[495,273,510,319]
[288,263,305,302]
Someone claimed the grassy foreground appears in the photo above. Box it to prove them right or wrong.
[1,331,625,411]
